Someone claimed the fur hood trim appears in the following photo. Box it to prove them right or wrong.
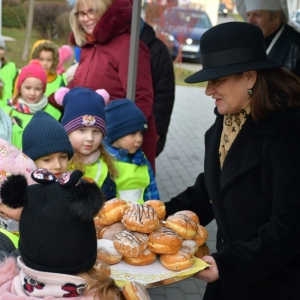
[30,40,59,74]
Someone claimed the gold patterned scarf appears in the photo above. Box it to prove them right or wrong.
[219,104,251,169]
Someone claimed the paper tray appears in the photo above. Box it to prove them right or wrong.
[111,257,210,288]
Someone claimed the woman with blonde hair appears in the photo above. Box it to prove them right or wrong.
[51,0,157,172]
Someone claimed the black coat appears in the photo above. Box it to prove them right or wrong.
[140,22,175,156]
[165,106,300,300]
[268,24,300,77]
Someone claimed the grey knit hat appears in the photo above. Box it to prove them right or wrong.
[22,111,74,161]
[0,108,12,142]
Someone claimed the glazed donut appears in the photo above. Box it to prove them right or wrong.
[113,230,148,258]
[148,227,183,254]
[123,248,156,266]
[122,203,159,234]
[122,281,151,300]
[146,200,166,220]
[182,240,198,254]
[165,214,198,240]
[97,239,123,265]
[160,245,195,271]
[174,210,200,224]
[99,222,126,240]
[97,198,129,226]
[194,224,208,246]
[94,259,111,277]
[195,243,210,259]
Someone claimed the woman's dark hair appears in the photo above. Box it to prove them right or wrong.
[251,68,300,121]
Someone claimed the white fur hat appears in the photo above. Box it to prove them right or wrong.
[236,0,289,23]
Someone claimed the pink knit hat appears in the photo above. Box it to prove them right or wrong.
[17,59,47,93]
[0,138,36,203]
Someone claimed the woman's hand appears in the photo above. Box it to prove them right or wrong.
[193,255,219,283]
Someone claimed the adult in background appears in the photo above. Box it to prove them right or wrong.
[139,18,175,157]
[236,0,300,77]
[165,22,300,299]
[65,0,156,171]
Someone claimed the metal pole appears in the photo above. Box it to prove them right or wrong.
[126,0,142,102]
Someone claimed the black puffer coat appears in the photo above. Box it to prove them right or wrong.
[140,22,175,156]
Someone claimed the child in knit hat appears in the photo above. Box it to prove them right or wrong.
[22,111,74,177]
[55,87,117,200]
[0,169,120,299]
[0,35,17,108]
[4,60,61,150]
[104,99,159,204]
[0,168,151,300]
[13,40,67,97]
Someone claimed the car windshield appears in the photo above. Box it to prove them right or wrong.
[163,9,212,29]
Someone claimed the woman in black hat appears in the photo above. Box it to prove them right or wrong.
[165,21,300,300]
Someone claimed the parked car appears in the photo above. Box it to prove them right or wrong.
[218,3,228,17]
[156,7,212,62]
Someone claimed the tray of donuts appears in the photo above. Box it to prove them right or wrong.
[94,199,211,288]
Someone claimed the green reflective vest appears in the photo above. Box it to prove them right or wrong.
[114,161,149,204]
[8,105,61,150]
[0,228,19,248]
[45,75,64,96]
[84,157,108,188]
[0,62,17,108]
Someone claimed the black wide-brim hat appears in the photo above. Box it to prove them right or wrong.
[185,22,282,83]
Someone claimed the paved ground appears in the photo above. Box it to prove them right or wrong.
[148,85,218,299]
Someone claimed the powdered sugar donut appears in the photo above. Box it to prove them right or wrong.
[99,222,126,240]
[148,227,183,254]
[122,281,151,300]
[123,248,156,266]
[94,259,111,277]
[182,240,199,254]
[194,224,208,246]
[146,200,166,220]
[97,239,122,265]
[160,245,195,271]
[97,198,129,226]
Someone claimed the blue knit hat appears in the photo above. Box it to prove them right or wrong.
[22,111,74,161]
[105,99,148,144]
[58,87,107,135]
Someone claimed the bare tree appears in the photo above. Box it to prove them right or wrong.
[21,0,34,61]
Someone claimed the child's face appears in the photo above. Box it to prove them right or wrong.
[34,152,68,178]
[68,127,102,156]
[0,203,23,221]
[20,77,44,104]
[38,50,54,72]
[112,131,143,154]
[0,47,5,59]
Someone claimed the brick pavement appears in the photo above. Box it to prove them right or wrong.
[148,85,217,300]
